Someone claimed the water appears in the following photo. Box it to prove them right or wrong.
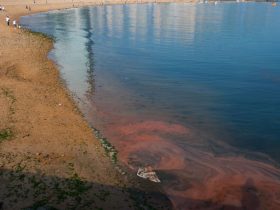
[21,3,280,209]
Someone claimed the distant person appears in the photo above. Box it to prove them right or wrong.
[13,20,17,28]
[29,6,31,11]
[26,5,28,9]
[5,15,10,26]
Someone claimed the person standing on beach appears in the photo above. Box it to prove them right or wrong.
[5,15,10,26]
[13,20,17,28]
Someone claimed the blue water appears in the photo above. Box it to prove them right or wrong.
[21,3,280,162]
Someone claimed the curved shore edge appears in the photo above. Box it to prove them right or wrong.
[0,0,182,209]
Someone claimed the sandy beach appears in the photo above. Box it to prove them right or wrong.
[0,0,182,209]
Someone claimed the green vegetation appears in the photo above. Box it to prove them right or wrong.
[93,129,118,164]
[2,88,15,102]
[1,88,16,115]
[24,28,55,42]
[54,173,91,204]
[100,138,118,164]
[22,199,58,210]
[0,129,13,141]
[94,189,110,202]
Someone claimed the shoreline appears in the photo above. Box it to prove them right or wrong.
[0,0,177,209]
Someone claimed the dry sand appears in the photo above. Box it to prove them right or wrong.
[0,0,180,209]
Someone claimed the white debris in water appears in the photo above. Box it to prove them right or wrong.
[137,167,160,183]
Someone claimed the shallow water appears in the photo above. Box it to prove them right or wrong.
[21,3,280,209]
